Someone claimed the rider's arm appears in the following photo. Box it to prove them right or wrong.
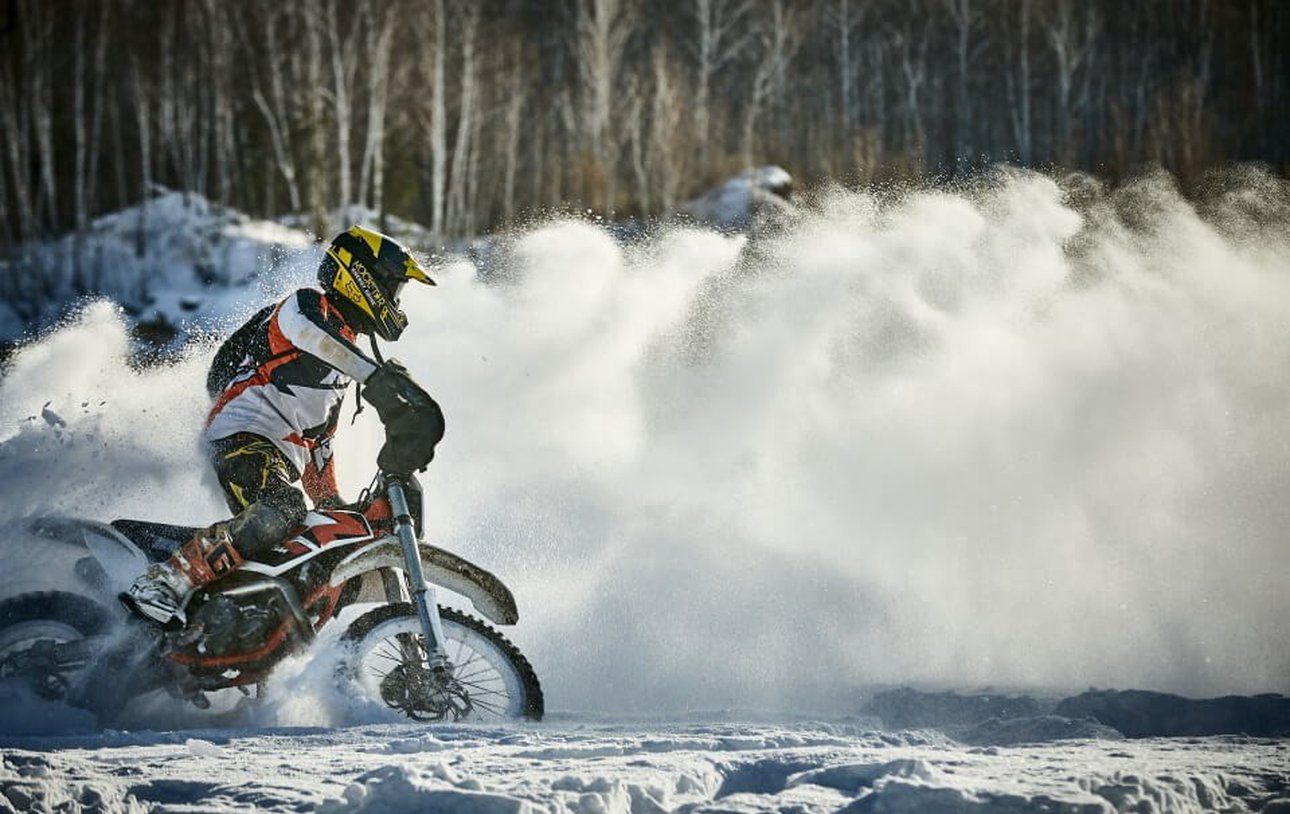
[275,288,379,383]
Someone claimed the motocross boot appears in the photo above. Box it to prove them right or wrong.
[120,523,243,627]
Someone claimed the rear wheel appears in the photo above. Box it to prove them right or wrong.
[342,603,543,722]
[0,592,109,700]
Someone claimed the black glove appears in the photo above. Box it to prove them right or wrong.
[362,360,445,474]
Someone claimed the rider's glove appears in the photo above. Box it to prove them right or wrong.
[361,360,445,475]
[362,360,424,422]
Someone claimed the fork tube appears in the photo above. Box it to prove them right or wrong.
[386,477,449,669]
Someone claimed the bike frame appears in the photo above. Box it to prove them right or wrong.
[384,474,451,671]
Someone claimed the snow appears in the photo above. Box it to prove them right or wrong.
[3,168,1290,811]
[2,720,1286,813]
[1,188,319,344]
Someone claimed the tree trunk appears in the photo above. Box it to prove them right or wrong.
[428,0,447,239]
[501,52,526,225]
[446,0,480,237]
[358,6,396,213]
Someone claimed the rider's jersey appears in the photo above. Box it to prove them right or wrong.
[205,288,379,480]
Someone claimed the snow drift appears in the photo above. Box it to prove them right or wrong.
[2,166,1289,718]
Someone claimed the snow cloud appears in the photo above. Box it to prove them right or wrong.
[2,167,1287,713]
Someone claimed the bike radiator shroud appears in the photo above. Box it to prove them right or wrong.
[163,511,372,687]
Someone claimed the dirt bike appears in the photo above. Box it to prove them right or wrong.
[0,471,543,724]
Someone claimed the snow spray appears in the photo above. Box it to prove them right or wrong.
[1,167,1287,717]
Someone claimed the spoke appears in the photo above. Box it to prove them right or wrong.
[455,667,503,684]
[454,652,486,673]
[374,643,414,667]
[465,696,508,716]
[454,678,509,698]
[454,660,501,679]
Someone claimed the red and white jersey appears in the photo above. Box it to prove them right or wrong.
[206,288,379,481]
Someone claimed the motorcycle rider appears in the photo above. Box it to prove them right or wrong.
[122,225,444,627]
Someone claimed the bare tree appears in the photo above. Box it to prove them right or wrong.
[26,3,56,233]
[421,0,448,238]
[72,3,111,291]
[689,0,751,168]
[828,0,867,129]
[759,0,803,152]
[202,0,237,208]
[357,3,397,219]
[1248,0,1264,145]
[892,17,932,168]
[499,42,529,225]
[446,0,481,236]
[303,0,329,234]
[942,0,984,161]
[573,0,634,211]
[239,4,303,213]
[650,45,686,210]
[0,45,32,247]
[1044,0,1099,164]
[624,71,650,214]
[1005,0,1034,164]
[741,29,777,167]
[326,0,364,212]
[128,52,153,258]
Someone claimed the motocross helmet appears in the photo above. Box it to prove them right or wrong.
[318,225,435,341]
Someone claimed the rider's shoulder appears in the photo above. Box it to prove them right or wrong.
[282,286,327,304]
[273,286,331,315]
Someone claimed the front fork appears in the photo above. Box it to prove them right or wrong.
[385,476,451,672]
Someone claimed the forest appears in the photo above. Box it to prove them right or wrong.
[0,0,1285,249]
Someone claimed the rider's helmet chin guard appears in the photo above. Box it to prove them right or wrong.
[318,225,436,341]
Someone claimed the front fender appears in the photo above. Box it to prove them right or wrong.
[329,538,519,626]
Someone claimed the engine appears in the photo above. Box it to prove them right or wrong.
[184,594,282,658]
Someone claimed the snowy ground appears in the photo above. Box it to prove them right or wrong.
[2,718,1288,813]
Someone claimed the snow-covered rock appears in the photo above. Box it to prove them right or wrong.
[1,189,319,345]
[677,165,797,234]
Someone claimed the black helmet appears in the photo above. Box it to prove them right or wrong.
[318,225,435,340]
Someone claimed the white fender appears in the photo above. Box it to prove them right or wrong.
[329,538,519,626]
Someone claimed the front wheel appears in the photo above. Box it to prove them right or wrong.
[341,603,543,722]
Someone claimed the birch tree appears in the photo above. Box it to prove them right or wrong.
[573,0,633,212]
[421,0,448,238]
[499,43,529,225]
[238,5,302,213]
[357,4,397,217]
[446,0,481,236]
[326,0,364,212]
[1044,0,1099,164]
[689,0,751,167]
[942,0,983,161]
[828,0,867,128]
[650,46,686,210]
[1005,0,1034,164]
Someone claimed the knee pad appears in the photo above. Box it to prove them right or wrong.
[228,491,307,556]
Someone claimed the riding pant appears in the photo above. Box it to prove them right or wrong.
[208,433,308,559]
